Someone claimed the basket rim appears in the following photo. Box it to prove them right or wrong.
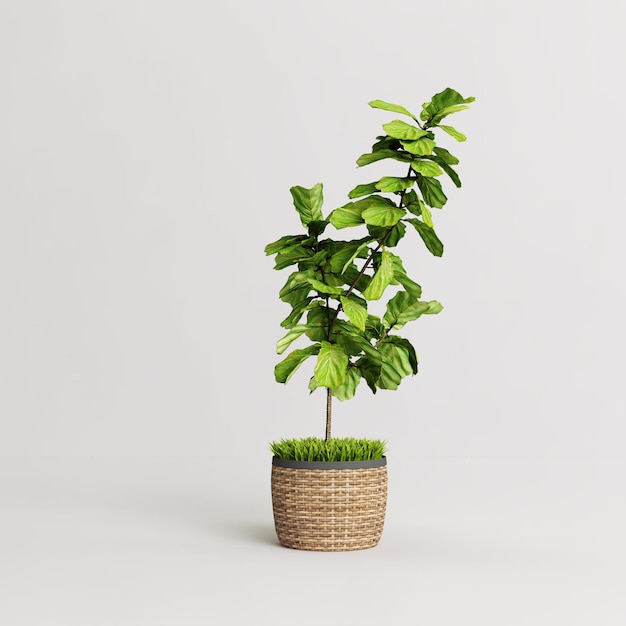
[272,456,387,470]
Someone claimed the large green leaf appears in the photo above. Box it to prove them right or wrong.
[416,175,448,208]
[356,356,382,393]
[329,239,371,274]
[305,307,332,342]
[430,155,462,187]
[335,323,382,365]
[332,366,361,401]
[377,342,414,389]
[274,245,315,270]
[438,125,466,142]
[375,177,415,193]
[330,196,396,229]
[329,202,366,229]
[356,149,406,167]
[421,88,474,123]
[276,324,309,354]
[314,342,349,387]
[348,182,379,199]
[407,218,444,257]
[421,205,434,227]
[308,219,329,237]
[369,100,415,119]
[383,291,432,329]
[362,250,394,300]
[371,136,402,152]
[341,265,371,296]
[367,222,406,247]
[401,138,436,156]
[280,297,315,328]
[362,205,406,227]
[404,189,424,217]
[279,271,313,302]
[290,183,324,227]
[340,296,368,331]
[383,336,418,375]
[265,235,307,256]
[389,255,422,298]
[432,146,459,165]
[275,344,321,383]
[305,278,343,295]
[411,160,443,177]
[383,120,428,140]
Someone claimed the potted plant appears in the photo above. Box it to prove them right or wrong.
[266,88,475,551]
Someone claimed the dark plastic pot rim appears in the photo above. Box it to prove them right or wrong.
[272,456,387,470]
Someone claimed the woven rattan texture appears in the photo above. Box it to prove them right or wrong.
[271,465,388,551]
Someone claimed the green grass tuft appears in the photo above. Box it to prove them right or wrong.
[269,437,387,462]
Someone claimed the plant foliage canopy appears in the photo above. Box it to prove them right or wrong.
[266,88,474,438]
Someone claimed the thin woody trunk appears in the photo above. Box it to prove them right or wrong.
[325,388,332,442]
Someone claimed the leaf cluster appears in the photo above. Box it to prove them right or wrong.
[270,437,386,462]
[266,88,474,401]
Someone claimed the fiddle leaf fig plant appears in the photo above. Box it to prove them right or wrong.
[266,88,474,444]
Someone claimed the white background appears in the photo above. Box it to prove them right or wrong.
[1,1,625,624]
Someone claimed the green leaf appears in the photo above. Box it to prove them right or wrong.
[329,239,371,274]
[274,246,314,270]
[371,136,402,152]
[329,202,366,229]
[280,297,315,328]
[401,138,436,156]
[356,149,406,167]
[305,277,344,295]
[332,366,361,401]
[348,182,379,199]
[425,300,443,315]
[329,196,395,229]
[383,336,418,375]
[438,125,466,142]
[367,222,406,247]
[340,296,368,331]
[390,255,422,298]
[308,219,329,237]
[433,146,459,165]
[407,218,444,257]
[356,356,382,393]
[383,292,431,329]
[362,250,394,300]
[377,342,414,389]
[368,100,415,119]
[421,88,474,124]
[382,120,428,140]
[375,177,415,193]
[411,160,443,177]
[335,323,382,365]
[362,205,406,227]
[430,156,462,188]
[421,205,434,227]
[265,235,307,256]
[314,342,349,388]
[290,183,324,227]
[279,271,312,302]
[305,307,333,342]
[275,344,321,383]
[276,324,309,354]
[404,190,424,217]
[416,176,448,208]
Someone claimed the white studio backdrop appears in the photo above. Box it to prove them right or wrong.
[0,0,624,460]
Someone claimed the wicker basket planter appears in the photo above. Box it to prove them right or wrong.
[271,456,388,551]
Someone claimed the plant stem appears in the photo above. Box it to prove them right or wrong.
[325,387,332,442]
